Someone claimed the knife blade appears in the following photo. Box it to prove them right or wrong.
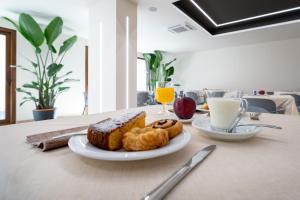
[141,145,216,200]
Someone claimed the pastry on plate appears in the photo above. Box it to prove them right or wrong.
[202,103,209,110]
[122,127,169,151]
[147,119,183,139]
[87,111,146,150]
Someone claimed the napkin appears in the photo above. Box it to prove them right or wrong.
[27,126,88,151]
[26,119,109,151]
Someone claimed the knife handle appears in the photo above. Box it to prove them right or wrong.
[141,165,191,200]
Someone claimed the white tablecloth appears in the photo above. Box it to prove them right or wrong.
[244,95,299,115]
[1,106,300,200]
[275,91,300,96]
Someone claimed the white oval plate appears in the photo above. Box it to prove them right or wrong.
[68,129,191,161]
[192,116,261,141]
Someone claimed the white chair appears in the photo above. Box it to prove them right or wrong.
[224,90,244,98]
[206,90,227,98]
[185,90,205,105]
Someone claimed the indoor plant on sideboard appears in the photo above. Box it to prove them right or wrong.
[3,13,78,121]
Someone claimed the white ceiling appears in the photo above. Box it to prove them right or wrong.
[2,0,300,53]
[137,0,300,53]
[0,0,93,38]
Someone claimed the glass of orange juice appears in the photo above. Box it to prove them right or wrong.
[155,81,174,114]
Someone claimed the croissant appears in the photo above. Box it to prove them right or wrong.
[123,127,169,151]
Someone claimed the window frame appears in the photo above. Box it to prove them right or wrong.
[0,27,16,125]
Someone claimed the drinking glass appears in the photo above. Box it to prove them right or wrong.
[155,82,174,114]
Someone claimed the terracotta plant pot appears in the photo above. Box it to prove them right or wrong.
[32,108,56,121]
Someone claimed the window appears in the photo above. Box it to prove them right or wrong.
[0,27,16,125]
[137,58,147,91]
[0,34,5,120]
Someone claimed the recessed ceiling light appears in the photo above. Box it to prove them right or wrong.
[190,0,300,27]
[174,0,300,35]
[149,7,158,12]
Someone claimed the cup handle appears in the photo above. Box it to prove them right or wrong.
[240,99,248,113]
[227,99,248,132]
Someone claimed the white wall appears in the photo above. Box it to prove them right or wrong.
[174,38,300,93]
[0,18,87,121]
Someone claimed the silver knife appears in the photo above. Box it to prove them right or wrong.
[141,145,216,200]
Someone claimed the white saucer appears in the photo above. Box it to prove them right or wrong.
[68,129,191,161]
[178,117,195,123]
[192,116,261,141]
[196,105,209,113]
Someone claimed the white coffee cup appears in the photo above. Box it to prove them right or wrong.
[207,98,247,131]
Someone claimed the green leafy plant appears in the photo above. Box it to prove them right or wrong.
[3,13,78,109]
[158,58,176,83]
[143,50,162,92]
[143,50,176,92]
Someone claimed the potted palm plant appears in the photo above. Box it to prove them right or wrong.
[143,50,176,105]
[143,50,176,92]
[3,13,78,121]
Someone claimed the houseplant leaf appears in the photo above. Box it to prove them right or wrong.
[57,87,70,92]
[30,61,38,68]
[47,63,63,77]
[20,99,32,107]
[44,17,63,47]
[154,50,163,61]
[50,78,79,89]
[165,58,176,67]
[16,65,37,75]
[63,78,80,82]
[50,81,64,89]
[2,17,20,31]
[59,35,77,55]
[166,67,174,76]
[50,45,57,53]
[16,88,34,97]
[19,13,44,48]
[143,53,156,70]
[35,47,42,54]
[23,82,39,90]
[153,50,162,69]
[55,71,73,81]
[20,97,38,106]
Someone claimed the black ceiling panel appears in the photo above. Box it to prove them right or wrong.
[173,0,300,35]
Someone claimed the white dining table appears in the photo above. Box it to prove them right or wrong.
[275,91,300,96]
[243,94,299,115]
[1,105,300,200]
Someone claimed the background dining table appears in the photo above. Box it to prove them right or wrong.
[1,105,300,200]
[275,91,300,96]
[243,94,299,115]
